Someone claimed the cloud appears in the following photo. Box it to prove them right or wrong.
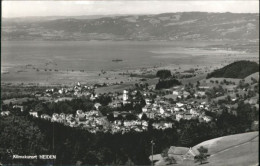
[2,0,259,18]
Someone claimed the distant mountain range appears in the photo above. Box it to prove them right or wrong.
[2,12,259,41]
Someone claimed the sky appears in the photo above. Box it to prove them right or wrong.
[2,0,259,18]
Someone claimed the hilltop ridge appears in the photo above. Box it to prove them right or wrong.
[2,12,259,41]
[206,60,259,79]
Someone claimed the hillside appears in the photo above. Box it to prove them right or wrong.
[244,72,259,83]
[151,132,258,166]
[192,132,259,166]
[206,61,259,79]
[2,12,259,41]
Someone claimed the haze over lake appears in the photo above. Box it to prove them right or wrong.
[1,40,252,74]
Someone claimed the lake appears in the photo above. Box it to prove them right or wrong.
[1,40,243,72]
[1,40,257,85]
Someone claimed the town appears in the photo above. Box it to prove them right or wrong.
[2,64,258,135]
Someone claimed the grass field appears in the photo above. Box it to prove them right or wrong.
[193,132,259,166]
[244,72,259,84]
[193,132,258,154]
[165,132,259,166]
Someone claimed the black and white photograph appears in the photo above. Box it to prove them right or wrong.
[0,0,259,165]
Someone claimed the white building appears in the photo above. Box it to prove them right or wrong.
[29,111,38,118]
[159,107,165,114]
[94,103,102,110]
[176,114,184,121]
[1,111,10,116]
[173,90,179,95]
[203,116,212,123]
[176,103,184,108]
[145,98,152,105]
[123,90,129,101]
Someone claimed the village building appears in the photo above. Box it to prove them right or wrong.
[94,103,102,110]
[167,146,199,162]
[203,115,212,122]
[29,111,39,118]
[1,111,10,116]
[13,105,24,112]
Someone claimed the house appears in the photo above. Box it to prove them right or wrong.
[195,91,206,98]
[176,103,184,108]
[203,116,212,122]
[60,113,66,119]
[46,89,54,93]
[40,114,51,120]
[176,113,184,121]
[29,111,38,118]
[168,146,199,161]
[197,91,206,96]
[190,109,199,116]
[248,98,258,105]
[77,82,81,87]
[173,90,179,95]
[13,105,24,112]
[152,123,163,129]
[183,114,192,120]
[124,121,134,127]
[173,107,180,112]
[76,110,86,121]
[142,121,148,127]
[113,111,120,118]
[34,92,42,97]
[159,107,165,114]
[123,100,131,105]
[131,90,138,96]
[231,98,237,102]
[76,110,84,115]
[164,122,173,128]
[94,103,102,110]
[146,112,155,119]
[198,86,210,91]
[123,90,129,101]
[109,100,122,108]
[138,113,143,119]
[145,98,152,105]
[90,94,96,101]
[184,148,199,160]
[87,110,100,117]
[52,113,60,122]
[183,91,190,98]
[0,111,10,116]
[58,89,63,94]
[142,106,152,113]
[168,146,189,161]
[201,101,207,105]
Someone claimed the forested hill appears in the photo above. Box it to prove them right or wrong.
[2,12,259,41]
[206,60,259,79]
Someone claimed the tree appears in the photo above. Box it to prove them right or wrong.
[196,81,200,88]
[124,157,135,166]
[161,148,176,165]
[180,129,193,146]
[156,70,172,79]
[141,114,148,121]
[194,146,209,165]
[155,79,181,90]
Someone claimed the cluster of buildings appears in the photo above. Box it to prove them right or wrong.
[4,75,258,134]
[43,82,96,98]
[111,120,148,133]
[30,109,109,133]
[140,96,212,123]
